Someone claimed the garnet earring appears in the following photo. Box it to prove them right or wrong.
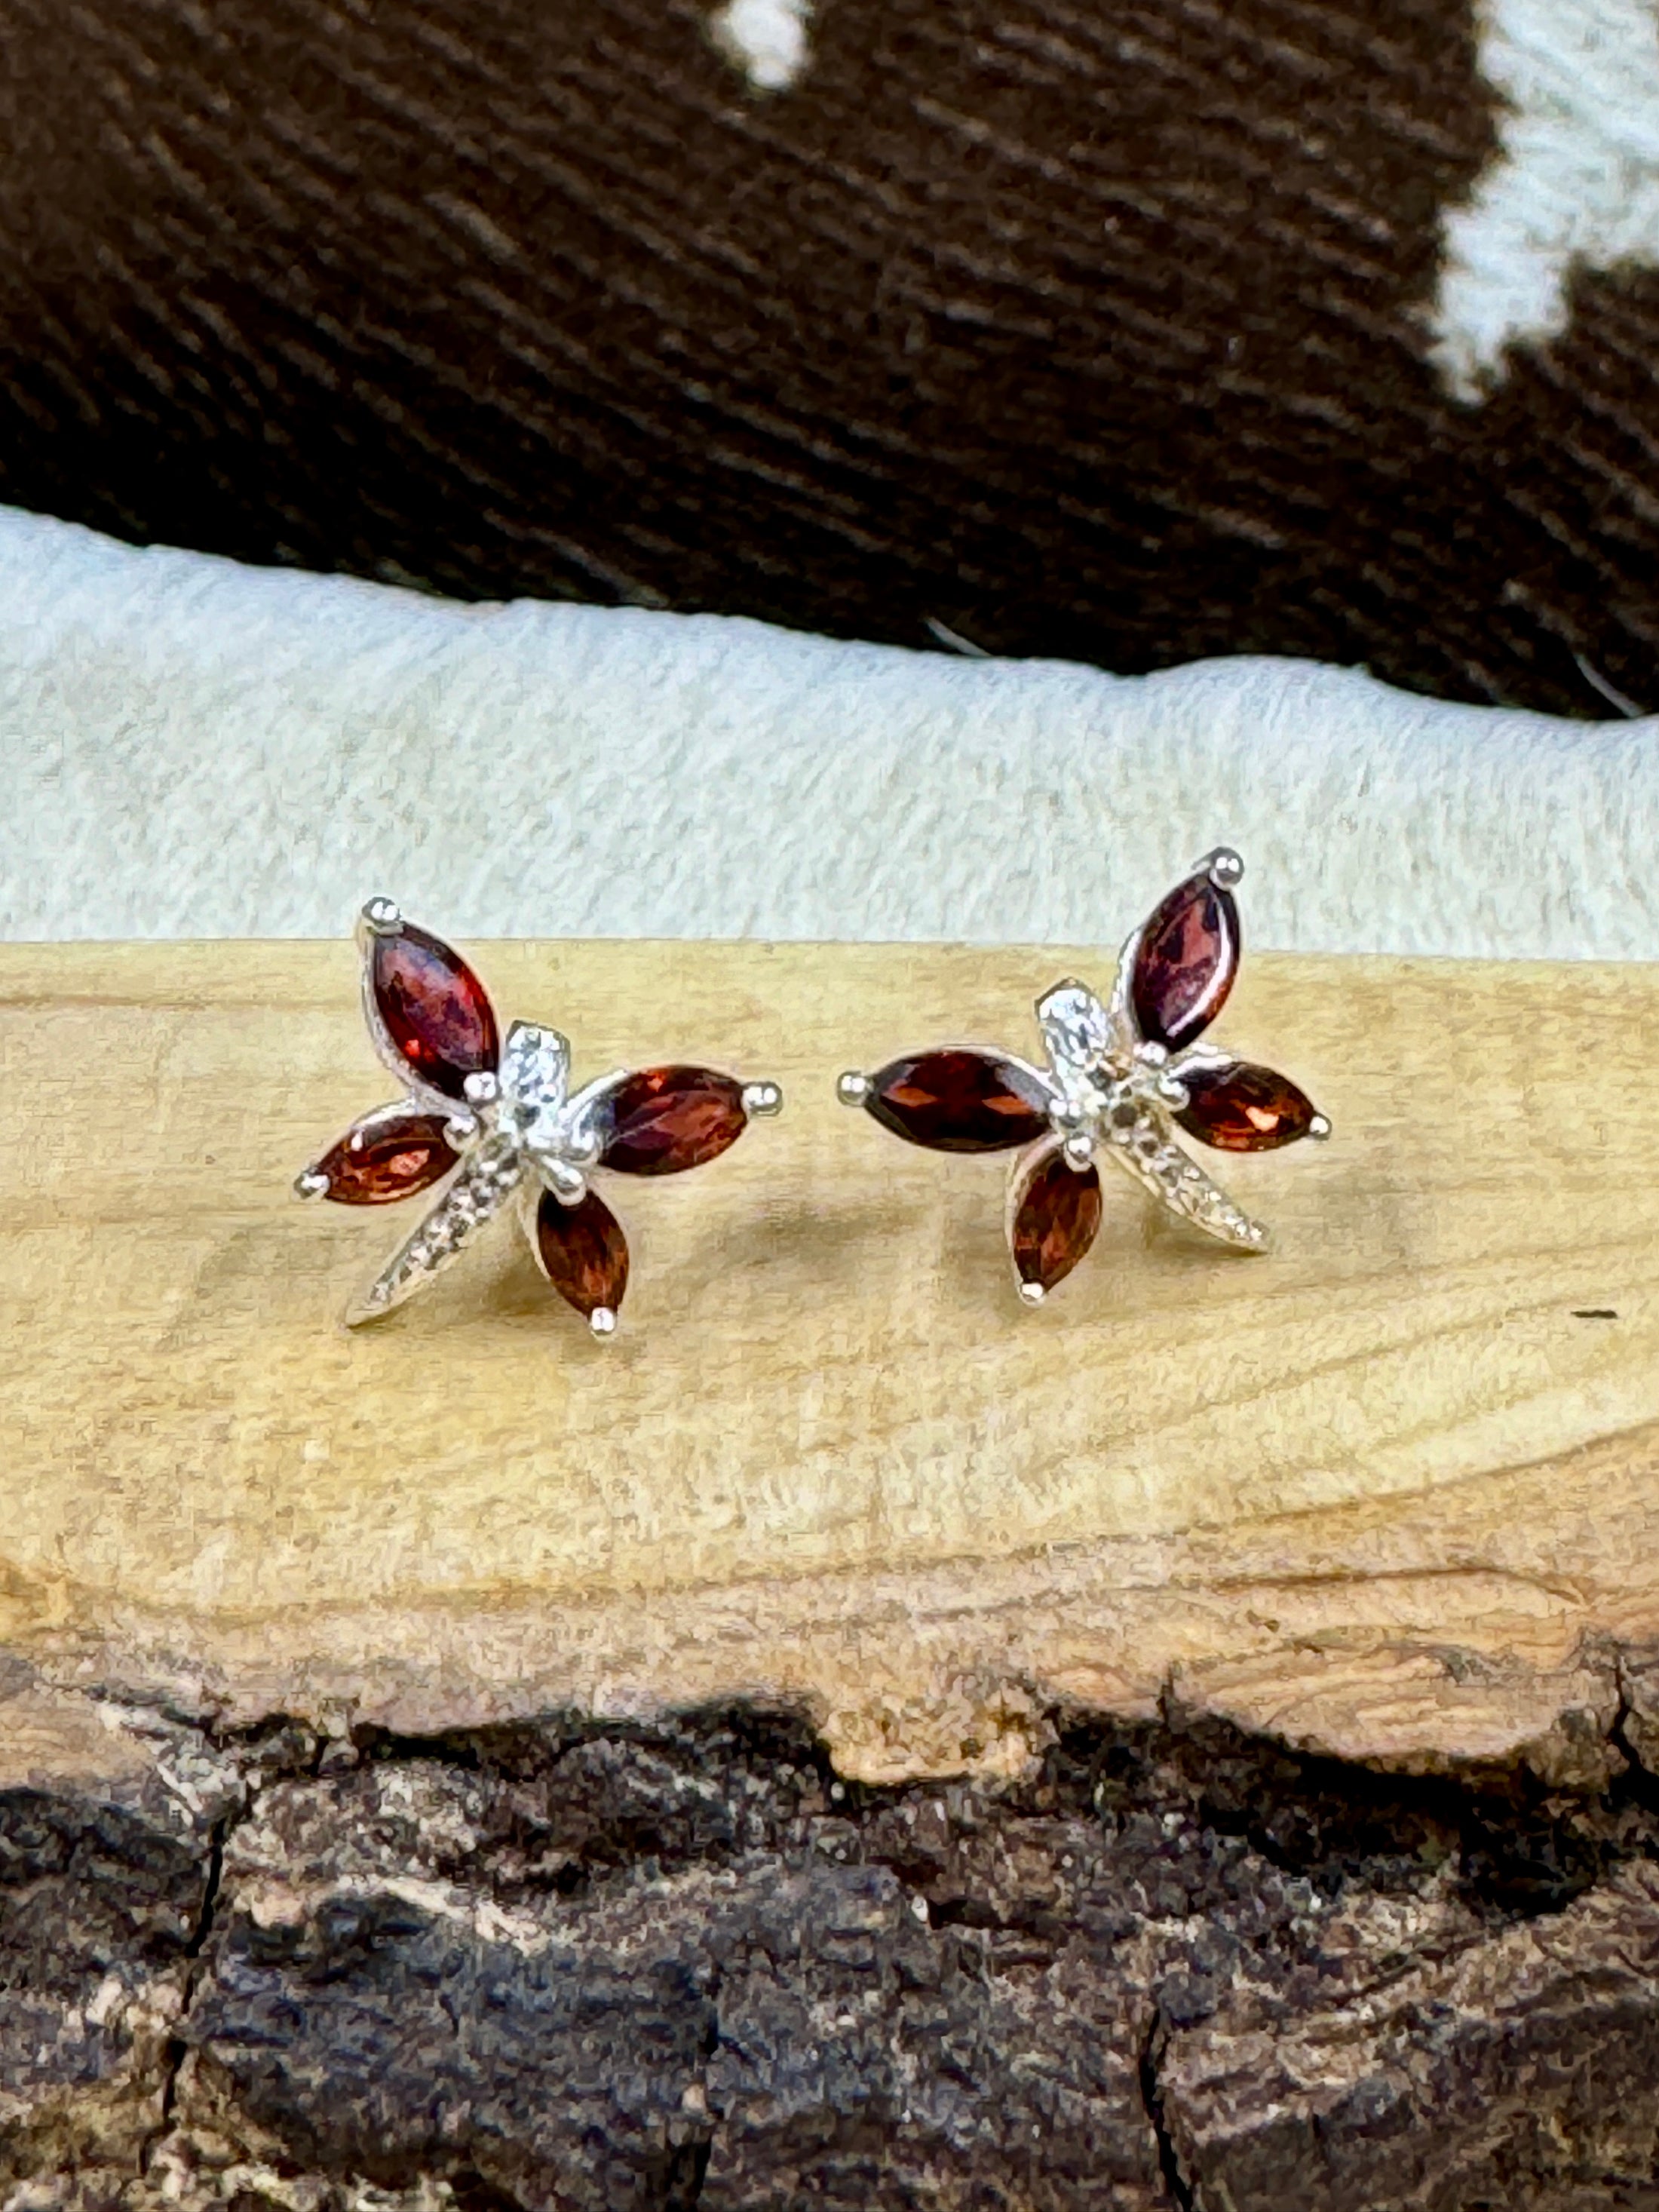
[296,900,784,1335]
[838,850,1329,1304]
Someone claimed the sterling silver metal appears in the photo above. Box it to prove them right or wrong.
[299,900,786,1336]
[840,848,1329,1302]
[337,1030,633,1331]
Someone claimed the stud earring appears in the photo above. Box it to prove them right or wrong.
[296,900,784,1335]
[838,850,1328,1304]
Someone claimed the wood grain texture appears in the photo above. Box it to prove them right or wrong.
[0,0,1654,716]
[2,938,1656,1788]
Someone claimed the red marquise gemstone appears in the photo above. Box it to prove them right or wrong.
[1131,873,1240,1051]
[536,1186,630,1318]
[372,923,499,1100]
[866,1050,1050,1152]
[1012,1149,1103,1293]
[1176,1061,1317,1151]
[599,1066,748,1175]
[317,1111,459,1204]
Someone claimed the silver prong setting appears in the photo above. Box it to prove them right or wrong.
[742,1079,785,1119]
[313,909,716,1338]
[815,844,1309,1300]
[1308,1112,1332,1141]
[544,1160,587,1206]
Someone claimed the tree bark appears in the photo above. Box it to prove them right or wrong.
[5,1678,1659,2210]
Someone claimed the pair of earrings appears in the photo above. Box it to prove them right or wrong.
[296,852,1329,1335]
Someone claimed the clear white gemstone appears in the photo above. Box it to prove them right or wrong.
[1038,983,1112,1072]
[497,1022,571,1156]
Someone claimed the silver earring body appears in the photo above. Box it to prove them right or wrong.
[839,851,1328,1302]
[296,903,784,1336]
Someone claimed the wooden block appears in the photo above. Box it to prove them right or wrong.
[2,939,1656,1783]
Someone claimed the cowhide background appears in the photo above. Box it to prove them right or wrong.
[0,0,1656,716]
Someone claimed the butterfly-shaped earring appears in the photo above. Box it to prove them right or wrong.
[296,900,784,1335]
[839,850,1328,1303]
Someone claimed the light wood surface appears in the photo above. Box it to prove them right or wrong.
[2,940,1655,1781]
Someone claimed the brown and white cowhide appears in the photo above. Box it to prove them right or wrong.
[0,0,1655,716]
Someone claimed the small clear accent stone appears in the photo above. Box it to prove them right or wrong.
[1038,982,1112,1070]
[497,1023,572,1156]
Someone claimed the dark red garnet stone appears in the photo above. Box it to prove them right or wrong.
[372,923,499,1100]
[1177,1062,1317,1151]
[318,1112,459,1204]
[537,1187,630,1318]
[866,1050,1050,1152]
[1131,873,1240,1051]
[1013,1149,1102,1293]
[600,1066,747,1175]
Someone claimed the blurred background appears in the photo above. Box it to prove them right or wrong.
[0,0,1655,718]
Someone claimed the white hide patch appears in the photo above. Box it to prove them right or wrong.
[710,0,811,90]
[1432,0,1659,397]
[6,505,1659,961]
